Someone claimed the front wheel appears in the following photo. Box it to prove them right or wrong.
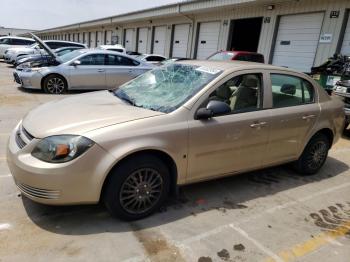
[293,133,330,175]
[43,75,67,94]
[103,155,170,220]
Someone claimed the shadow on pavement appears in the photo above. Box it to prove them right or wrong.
[22,156,349,235]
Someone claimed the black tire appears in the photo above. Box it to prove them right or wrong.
[103,155,170,221]
[293,133,330,175]
[43,74,67,94]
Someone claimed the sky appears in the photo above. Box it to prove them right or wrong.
[0,0,183,30]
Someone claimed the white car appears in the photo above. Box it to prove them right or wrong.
[137,54,167,64]
[98,44,126,54]
[4,40,86,64]
[0,36,35,58]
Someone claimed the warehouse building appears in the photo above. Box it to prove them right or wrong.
[0,26,34,37]
[34,0,350,73]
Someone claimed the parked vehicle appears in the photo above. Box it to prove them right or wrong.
[98,44,126,54]
[7,60,344,220]
[137,54,167,64]
[4,40,86,64]
[15,46,84,67]
[207,51,265,63]
[0,36,35,58]
[14,34,152,94]
[333,79,350,129]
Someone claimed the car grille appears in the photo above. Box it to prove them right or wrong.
[13,72,22,84]
[15,126,34,149]
[17,183,60,199]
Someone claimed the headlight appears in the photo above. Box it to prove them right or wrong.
[22,67,42,73]
[32,135,94,163]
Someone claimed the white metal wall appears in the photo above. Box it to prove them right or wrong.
[37,0,350,68]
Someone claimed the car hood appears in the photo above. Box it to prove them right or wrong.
[30,33,58,61]
[22,91,164,138]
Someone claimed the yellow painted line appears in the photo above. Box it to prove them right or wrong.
[265,220,350,262]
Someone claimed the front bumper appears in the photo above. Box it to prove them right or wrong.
[13,70,42,89]
[7,123,116,205]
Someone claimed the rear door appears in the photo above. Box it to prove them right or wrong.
[105,54,147,88]
[262,71,320,165]
[69,53,106,89]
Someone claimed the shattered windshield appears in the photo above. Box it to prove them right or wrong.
[113,63,222,113]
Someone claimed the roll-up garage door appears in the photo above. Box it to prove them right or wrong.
[90,32,96,47]
[196,21,221,59]
[172,24,190,58]
[105,31,112,45]
[97,31,103,46]
[137,28,149,54]
[153,26,167,56]
[83,32,89,46]
[124,29,135,51]
[341,15,350,55]
[272,12,324,73]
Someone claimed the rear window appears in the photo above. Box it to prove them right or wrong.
[208,52,235,61]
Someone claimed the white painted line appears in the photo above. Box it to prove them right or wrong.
[229,224,284,262]
[0,174,11,178]
[0,223,11,230]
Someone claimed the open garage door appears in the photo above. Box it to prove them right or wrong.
[196,21,221,59]
[341,15,350,55]
[137,28,149,54]
[152,26,167,56]
[272,12,324,73]
[124,29,135,51]
[171,24,190,58]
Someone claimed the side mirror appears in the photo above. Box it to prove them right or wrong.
[195,100,231,120]
[72,60,81,66]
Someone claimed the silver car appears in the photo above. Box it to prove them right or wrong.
[14,35,153,94]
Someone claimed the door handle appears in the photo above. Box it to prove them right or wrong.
[250,122,267,128]
[302,115,316,120]
[97,69,105,72]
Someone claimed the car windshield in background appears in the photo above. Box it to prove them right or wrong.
[59,50,85,63]
[113,63,222,113]
[208,52,235,61]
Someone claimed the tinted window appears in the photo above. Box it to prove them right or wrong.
[106,54,139,66]
[206,73,263,115]
[11,39,31,45]
[0,38,10,44]
[208,52,235,61]
[79,54,105,65]
[46,42,62,49]
[271,74,315,108]
[146,56,166,62]
[107,48,124,53]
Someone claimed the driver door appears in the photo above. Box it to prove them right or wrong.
[186,71,270,183]
[69,54,106,90]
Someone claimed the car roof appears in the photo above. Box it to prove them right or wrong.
[99,44,125,49]
[176,60,301,74]
[0,36,34,41]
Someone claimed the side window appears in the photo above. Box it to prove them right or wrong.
[79,54,105,65]
[205,73,263,115]
[0,38,10,44]
[106,54,139,66]
[24,40,34,45]
[146,56,166,62]
[271,74,315,108]
[46,42,60,49]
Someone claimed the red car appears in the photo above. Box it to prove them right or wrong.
[207,50,265,63]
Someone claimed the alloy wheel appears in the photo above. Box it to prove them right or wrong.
[46,77,65,94]
[306,141,328,170]
[119,168,163,215]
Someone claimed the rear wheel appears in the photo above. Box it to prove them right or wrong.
[103,155,170,220]
[43,75,67,94]
[293,133,330,175]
